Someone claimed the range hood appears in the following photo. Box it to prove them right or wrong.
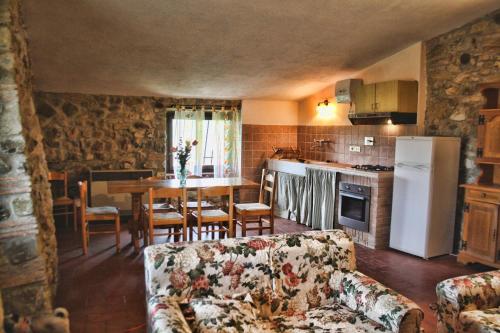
[348,112,417,125]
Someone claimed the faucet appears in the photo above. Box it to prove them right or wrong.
[311,138,332,150]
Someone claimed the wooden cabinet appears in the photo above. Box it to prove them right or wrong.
[459,198,499,264]
[477,109,500,163]
[353,80,418,113]
[458,82,500,269]
[354,84,375,113]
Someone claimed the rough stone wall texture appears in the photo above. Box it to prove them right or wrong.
[34,92,240,195]
[0,0,56,317]
[424,10,500,250]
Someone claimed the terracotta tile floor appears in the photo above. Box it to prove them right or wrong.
[55,218,490,333]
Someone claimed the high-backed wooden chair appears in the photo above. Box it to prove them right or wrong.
[145,187,188,244]
[78,181,120,255]
[192,186,233,240]
[48,171,77,231]
[235,169,277,237]
[181,175,215,241]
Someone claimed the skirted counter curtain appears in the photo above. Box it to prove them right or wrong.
[172,107,241,177]
[276,168,336,230]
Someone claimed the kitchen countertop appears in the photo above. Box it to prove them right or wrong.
[267,158,394,179]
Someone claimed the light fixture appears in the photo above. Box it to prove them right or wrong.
[316,99,334,118]
[387,119,393,125]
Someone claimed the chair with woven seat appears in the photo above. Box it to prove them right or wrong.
[145,187,188,244]
[235,169,277,237]
[78,181,121,255]
[48,171,77,231]
[192,186,233,240]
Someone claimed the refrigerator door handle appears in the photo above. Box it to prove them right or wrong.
[396,162,430,170]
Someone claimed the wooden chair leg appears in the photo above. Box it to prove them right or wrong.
[149,217,154,246]
[270,214,274,234]
[241,215,246,237]
[189,225,194,241]
[81,216,88,255]
[115,215,121,253]
[219,222,224,239]
[174,226,180,242]
[258,216,263,235]
[197,221,202,241]
[142,214,149,247]
[64,206,69,228]
[72,204,77,232]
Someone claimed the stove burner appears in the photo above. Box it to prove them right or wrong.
[351,164,394,172]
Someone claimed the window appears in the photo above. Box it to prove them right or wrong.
[166,110,241,178]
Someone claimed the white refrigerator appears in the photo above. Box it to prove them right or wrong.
[390,136,460,259]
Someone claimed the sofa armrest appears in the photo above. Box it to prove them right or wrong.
[330,271,423,333]
[147,295,192,333]
[434,271,500,333]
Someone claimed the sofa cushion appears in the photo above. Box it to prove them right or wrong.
[185,297,273,333]
[459,307,500,333]
[147,295,191,333]
[269,230,356,315]
[271,302,390,332]
[144,236,277,300]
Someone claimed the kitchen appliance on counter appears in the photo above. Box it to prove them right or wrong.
[351,164,394,172]
[339,182,371,232]
[390,136,460,259]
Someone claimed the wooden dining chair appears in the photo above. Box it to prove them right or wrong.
[181,175,215,241]
[79,181,121,255]
[235,169,277,237]
[192,186,233,240]
[48,171,77,231]
[145,187,188,244]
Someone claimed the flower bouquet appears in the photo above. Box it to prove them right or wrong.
[171,139,198,186]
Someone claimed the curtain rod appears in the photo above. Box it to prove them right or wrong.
[164,105,240,112]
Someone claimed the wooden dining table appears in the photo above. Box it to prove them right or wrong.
[107,177,259,252]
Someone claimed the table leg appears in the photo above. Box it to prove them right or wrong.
[130,193,142,252]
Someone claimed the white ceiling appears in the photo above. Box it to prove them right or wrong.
[23,0,500,100]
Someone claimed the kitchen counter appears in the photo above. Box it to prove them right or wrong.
[267,158,394,179]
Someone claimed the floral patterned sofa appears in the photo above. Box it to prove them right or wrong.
[435,270,500,333]
[144,230,423,333]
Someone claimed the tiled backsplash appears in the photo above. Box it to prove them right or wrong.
[242,125,298,182]
[241,124,418,201]
[298,125,419,166]
[243,124,418,169]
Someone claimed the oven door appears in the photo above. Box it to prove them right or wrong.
[338,191,370,232]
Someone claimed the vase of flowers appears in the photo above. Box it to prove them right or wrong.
[171,139,198,186]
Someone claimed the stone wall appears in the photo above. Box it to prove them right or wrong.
[34,92,240,194]
[424,10,500,249]
[0,0,56,317]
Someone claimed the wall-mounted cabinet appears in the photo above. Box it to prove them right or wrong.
[353,80,418,113]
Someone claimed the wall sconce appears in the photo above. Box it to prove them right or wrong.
[316,99,334,117]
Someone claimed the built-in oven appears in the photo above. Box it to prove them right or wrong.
[338,182,371,232]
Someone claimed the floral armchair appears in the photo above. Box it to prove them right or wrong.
[435,270,500,333]
[144,230,423,333]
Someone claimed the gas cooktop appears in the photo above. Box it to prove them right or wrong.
[351,164,394,172]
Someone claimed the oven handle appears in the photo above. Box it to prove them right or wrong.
[339,192,368,200]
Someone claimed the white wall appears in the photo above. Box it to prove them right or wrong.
[241,100,299,125]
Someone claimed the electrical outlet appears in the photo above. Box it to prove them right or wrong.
[349,145,361,152]
[364,137,374,146]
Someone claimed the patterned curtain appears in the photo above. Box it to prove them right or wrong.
[212,109,241,177]
[172,108,205,176]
